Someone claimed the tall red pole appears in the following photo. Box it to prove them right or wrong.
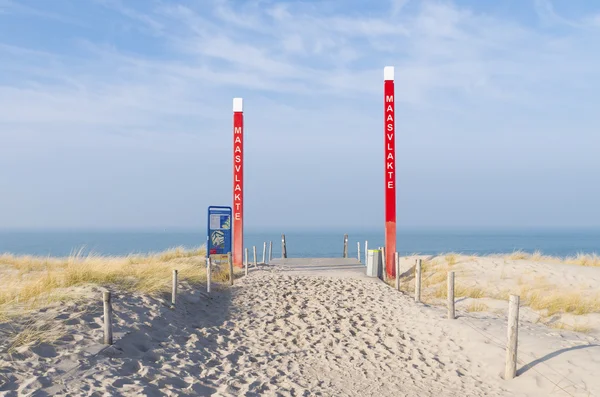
[233,98,244,268]
[384,67,396,278]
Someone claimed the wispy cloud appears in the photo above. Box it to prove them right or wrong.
[1,0,599,228]
[1,0,599,131]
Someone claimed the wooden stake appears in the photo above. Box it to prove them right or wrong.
[505,295,520,380]
[268,241,273,263]
[343,234,348,258]
[415,259,422,303]
[448,271,455,319]
[382,247,387,281]
[103,291,113,345]
[377,249,384,280]
[206,258,212,294]
[171,270,178,307]
[281,234,287,258]
[394,252,400,290]
[253,246,257,267]
[228,252,234,286]
[364,241,368,264]
[244,248,249,273]
[357,242,361,262]
[262,242,266,264]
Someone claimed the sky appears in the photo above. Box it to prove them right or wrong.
[0,0,599,231]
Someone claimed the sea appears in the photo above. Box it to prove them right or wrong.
[0,229,598,258]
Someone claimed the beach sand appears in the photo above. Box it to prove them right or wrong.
[1,260,599,396]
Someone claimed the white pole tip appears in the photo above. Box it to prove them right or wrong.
[384,66,394,81]
[233,98,243,112]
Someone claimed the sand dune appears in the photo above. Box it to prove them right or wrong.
[1,262,599,396]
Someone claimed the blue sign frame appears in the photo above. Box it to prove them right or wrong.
[206,206,232,259]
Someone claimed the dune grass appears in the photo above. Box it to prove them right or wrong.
[503,250,600,267]
[549,322,593,333]
[0,246,225,321]
[444,253,458,267]
[466,302,489,312]
[519,279,600,316]
[391,253,600,333]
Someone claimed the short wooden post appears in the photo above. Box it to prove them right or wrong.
[357,242,361,262]
[382,246,387,281]
[262,242,266,264]
[103,291,113,345]
[228,252,234,286]
[253,246,257,267]
[268,241,273,263]
[244,248,249,272]
[171,270,178,307]
[394,252,400,290]
[365,241,368,264]
[343,234,348,258]
[281,234,287,258]
[206,258,212,294]
[448,271,455,319]
[378,246,383,278]
[505,295,520,380]
[415,259,422,303]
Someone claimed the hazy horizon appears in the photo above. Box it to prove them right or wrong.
[1,0,599,231]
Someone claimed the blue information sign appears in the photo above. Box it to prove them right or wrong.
[207,206,232,260]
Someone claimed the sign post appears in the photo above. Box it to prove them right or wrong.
[384,66,396,278]
[233,98,244,268]
[207,206,232,266]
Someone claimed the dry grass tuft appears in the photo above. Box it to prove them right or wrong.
[565,253,600,267]
[423,271,447,287]
[0,246,209,319]
[508,250,530,260]
[456,284,485,299]
[496,250,600,267]
[432,282,484,299]
[445,253,458,267]
[519,278,600,316]
[6,317,67,354]
[548,322,593,333]
[530,250,551,262]
[466,302,489,312]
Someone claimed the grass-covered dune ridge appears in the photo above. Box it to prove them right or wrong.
[392,251,600,333]
[0,246,225,321]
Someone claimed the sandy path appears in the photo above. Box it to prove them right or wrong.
[1,266,595,396]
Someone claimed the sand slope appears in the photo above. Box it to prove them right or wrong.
[1,265,599,396]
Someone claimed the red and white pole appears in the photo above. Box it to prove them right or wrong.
[384,67,396,278]
[233,98,244,268]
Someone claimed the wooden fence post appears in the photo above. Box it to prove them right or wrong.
[394,252,400,290]
[262,242,266,264]
[343,234,348,258]
[382,247,387,281]
[228,252,234,286]
[103,291,113,345]
[268,241,273,263]
[244,248,249,273]
[171,270,178,307]
[357,242,361,262]
[505,295,520,380]
[281,234,287,259]
[415,259,422,303]
[253,246,257,267]
[448,271,455,319]
[206,258,211,294]
[365,241,368,264]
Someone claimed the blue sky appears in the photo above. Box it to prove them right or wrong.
[0,0,599,231]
